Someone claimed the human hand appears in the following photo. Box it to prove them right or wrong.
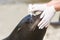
[28,4,56,29]
[28,4,47,16]
[38,6,56,29]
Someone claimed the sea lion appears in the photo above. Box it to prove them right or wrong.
[3,11,47,40]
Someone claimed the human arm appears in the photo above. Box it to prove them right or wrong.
[47,0,60,11]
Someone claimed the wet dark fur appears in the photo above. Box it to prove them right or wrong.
[3,14,47,40]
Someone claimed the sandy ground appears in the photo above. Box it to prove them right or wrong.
[0,4,60,40]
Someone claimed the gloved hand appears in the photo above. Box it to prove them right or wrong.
[28,4,48,16]
[28,4,56,29]
[38,6,56,29]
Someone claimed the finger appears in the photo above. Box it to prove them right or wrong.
[40,20,50,29]
[32,4,47,11]
[38,18,50,29]
[39,20,48,29]
[38,20,44,27]
[38,16,46,27]
[41,21,49,29]
[39,20,49,29]
[31,7,41,12]
[28,4,33,13]
[38,9,48,27]
[28,4,32,10]
[39,23,45,29]
[40,12,45,18]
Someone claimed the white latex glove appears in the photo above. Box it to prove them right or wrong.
[28,4,33,16]
[28,4,48,16]
[28,4,56,29]
[38,6,56,29]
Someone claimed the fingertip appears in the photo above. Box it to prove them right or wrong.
[39,26,43,29]
[38,23,40,27]
[39,26,41,29]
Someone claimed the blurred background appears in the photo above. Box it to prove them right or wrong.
[0,0,60,40]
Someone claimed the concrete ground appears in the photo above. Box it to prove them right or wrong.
[0,3,60,40]
[0,4,28,40]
